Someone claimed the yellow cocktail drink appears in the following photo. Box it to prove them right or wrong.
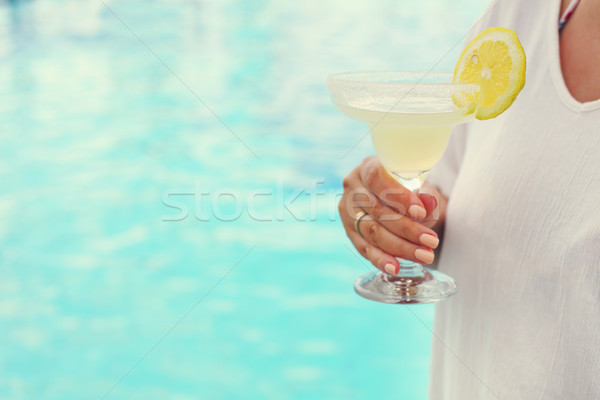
[336,104,473,177]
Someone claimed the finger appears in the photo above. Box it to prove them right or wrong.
[342,195,438,262]
[418,193,438,217]
[341,195,400,274]
[418,192,441,227]
[346,229,399,274]
[360,195,439,249]
[338,185,371,236]
[359,157,426,220]
[356,215,436,264]
[418,185,446,229]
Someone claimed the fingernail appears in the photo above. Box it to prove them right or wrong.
[419,233,439,249]
[415,249,434,264]
[429,196,438,211]
[420,193,437,211]
[408,204,426,219]
[384,263,397,275]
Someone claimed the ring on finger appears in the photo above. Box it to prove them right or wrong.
[353,210,369,238]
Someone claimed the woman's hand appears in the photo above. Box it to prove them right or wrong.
[338,156,447,275]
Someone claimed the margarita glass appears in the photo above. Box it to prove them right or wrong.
[327,71,479,304]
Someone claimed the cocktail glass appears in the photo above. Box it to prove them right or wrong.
[327,71,479,304]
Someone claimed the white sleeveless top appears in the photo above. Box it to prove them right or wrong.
[426,0,600,398]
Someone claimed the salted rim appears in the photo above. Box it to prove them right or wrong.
[327,71,480,113]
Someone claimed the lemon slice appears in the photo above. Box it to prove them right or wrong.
[454,27,526,120]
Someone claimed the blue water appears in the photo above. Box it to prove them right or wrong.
[0,0,486,398]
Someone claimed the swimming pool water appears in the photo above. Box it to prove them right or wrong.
[0,0,486,398]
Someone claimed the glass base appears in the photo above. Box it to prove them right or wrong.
[354,267,457,304]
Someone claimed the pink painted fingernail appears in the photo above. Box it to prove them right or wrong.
[415,249,435,264]
[408,204,426,219]
[419,233,439,249]
[384,263,397,275]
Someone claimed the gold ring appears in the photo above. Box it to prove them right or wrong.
[353,210,368,238]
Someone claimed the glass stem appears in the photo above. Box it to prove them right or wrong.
[384,259,431,286]
[397,259,426,278]
[387,170,432,283]
[392,170,429,192]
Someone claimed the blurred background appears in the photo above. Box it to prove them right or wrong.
[0,0,486,398]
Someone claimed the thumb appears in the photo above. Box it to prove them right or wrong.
[418,193,438,218]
